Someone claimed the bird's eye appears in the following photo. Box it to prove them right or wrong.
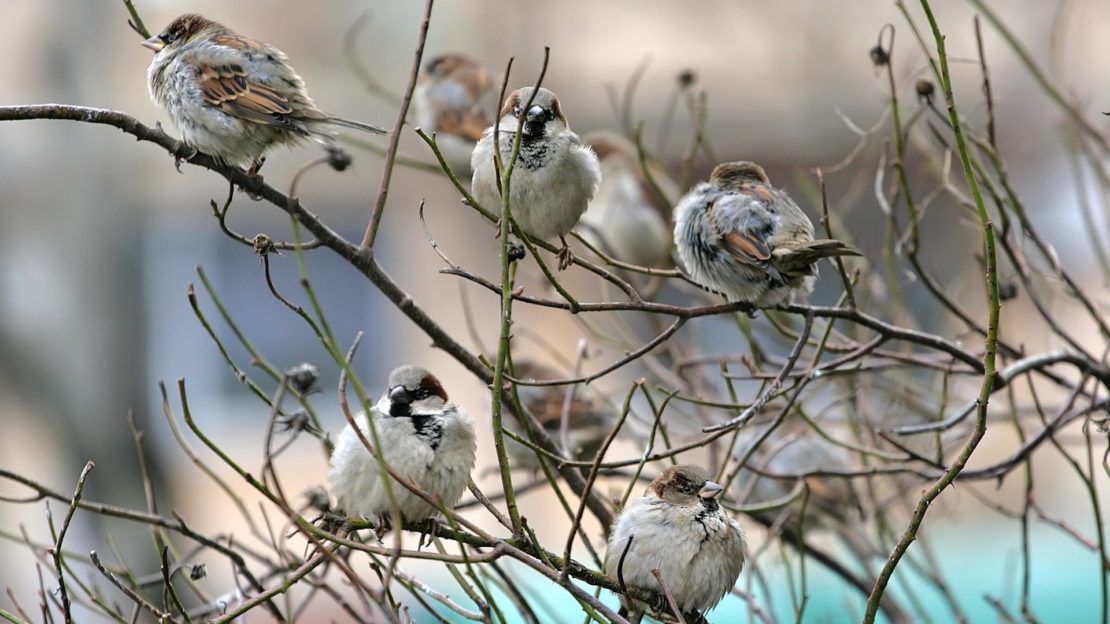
[512,105,523,118]
[413,388,430,400]
[680,482,697,494]
[545,110,556,122]
[162,31,178,44]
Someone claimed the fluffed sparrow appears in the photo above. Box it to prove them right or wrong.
[470,87,601,270]
[144,14,385,171]
[579,132,675,269]
[328,365,476,524]
[673,161,860,306]
[606,465,747,621]
[413,53,497,176]
[505,359,615,469]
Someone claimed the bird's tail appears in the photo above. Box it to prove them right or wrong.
[772,238,861,274]
[322,116,388,135]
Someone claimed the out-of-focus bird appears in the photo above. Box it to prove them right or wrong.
[471,87,601,270]
[328,365,476,525]
[579,132,675,269]
[673,161,860,306]
[412,53,497,176]
[732,423,863,529]
[144,13,385,171]
[504,359,615,469]
[605,465,746,622]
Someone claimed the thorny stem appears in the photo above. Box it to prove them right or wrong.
[488,48,552,538]
[865,3,1002,620]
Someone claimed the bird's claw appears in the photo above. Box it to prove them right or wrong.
[650,592,670,616]
[417,518,439,550]
[247,156,267,177]
[557,245,574,271]
[173,145,198,173]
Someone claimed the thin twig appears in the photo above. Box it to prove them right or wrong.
[362,0,434,248]
[48,462,94,624]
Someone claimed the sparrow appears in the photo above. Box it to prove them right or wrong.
[327,365,476,525]
[605,465,746,621]
[505,359,615,469]
[673,161,860,306]
[579,132,675,269]
[413,53,497,177]
[144,14,386,171]
[470,87,601,270]
[733,424,863,530]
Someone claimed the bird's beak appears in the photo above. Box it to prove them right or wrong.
[525,105,546,124]
[699,481,724,499]
[142,36,165,52]
[388,385,413,405]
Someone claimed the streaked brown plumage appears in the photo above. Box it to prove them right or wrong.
[144,14,385,169]
[674,161,861,305]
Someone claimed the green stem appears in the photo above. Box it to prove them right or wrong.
[864,3,1002,621]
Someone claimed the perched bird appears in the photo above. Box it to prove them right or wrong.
[328,365,476,524]
[732,423,863,530]
[505,360,615,469]
[471,87,601,270]
[605,465,746,621]
[144,14,385,171]
[412,53,497,176]
[673,161,860,306]
[580,132,675,269]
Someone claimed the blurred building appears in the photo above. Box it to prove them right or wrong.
[1,1,1109,621]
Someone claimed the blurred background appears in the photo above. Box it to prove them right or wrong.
[2,0,1109,621]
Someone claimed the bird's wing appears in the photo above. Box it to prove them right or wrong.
[435,108,489,142]
[196,61,301,130]
[707,191,779,277]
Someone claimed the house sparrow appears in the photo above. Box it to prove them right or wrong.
[605,465,746,621]
[470,87,601,270]
[505,359,615,469]
[144,14,386,171]
[673,161,860,306]
[327,365,476,524]
[733,423,863,529]
[413,53,497,176]
[579,132,675,269]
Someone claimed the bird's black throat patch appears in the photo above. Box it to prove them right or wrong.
[388,403,446,450]
[410,414,445,450]
[500,133,550,171]
[694,498,721,541]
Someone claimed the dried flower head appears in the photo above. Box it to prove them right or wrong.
[252,233,276,256]
[870,45,890,67]
[286,362,320,394]
[327,145,353,172]
[303,485,332,513]
[915,78,935,105]
[677,69,697,89]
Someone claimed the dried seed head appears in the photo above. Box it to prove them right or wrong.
[915,78,935,105]
[286,363,320,394]
[303,485,332,512]
[677,69,697,89]
[870,45,890,67]
[327,146,353,172]
[252,233,275,256]
[276,410,317,434]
